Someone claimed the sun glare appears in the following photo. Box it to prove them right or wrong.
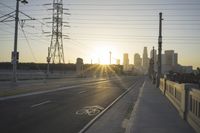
[91,42,113,64]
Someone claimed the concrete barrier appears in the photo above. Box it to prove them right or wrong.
[187,88,200,133]
[159,78,166,95]
[165,80,186,119]
[0,71,76,81]
[159,78,200,133]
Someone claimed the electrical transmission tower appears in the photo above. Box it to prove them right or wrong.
[47,0,68,74]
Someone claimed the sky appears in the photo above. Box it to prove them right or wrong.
[0,0,200,68]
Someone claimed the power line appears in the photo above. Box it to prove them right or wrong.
[11,2,200,7]
[15,8,200,12]
[67,8,200,11]
[0,2,51,30]
[63,3,200,6]
[4,2,200,7]
[0,2,14,10]
[19,21,44,74]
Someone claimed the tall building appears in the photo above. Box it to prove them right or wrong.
[150,49,157,61]
[134,53,142,68]
[174,53,178,66]
[165,50,178,66]
[150,49,157,70]
[123,53,129,71]
[142,47,149,72]
[155,50,178,74]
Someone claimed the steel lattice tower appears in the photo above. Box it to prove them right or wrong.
[47,0,64,67]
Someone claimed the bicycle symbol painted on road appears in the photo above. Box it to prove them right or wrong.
[76,105,104,116]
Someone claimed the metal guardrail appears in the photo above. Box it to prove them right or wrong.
[159,78,200,133]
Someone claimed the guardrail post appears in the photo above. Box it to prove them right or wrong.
[183,84,190,120]
[163,78,166,95]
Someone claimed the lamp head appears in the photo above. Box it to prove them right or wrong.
[21,0,28,4]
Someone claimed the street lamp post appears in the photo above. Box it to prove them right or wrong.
[156,12,163,88]
[12,0,28,83]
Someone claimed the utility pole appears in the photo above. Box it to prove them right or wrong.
[152,46,155,69]
[12,0,28,83]
[109,51,112,65]
[156,12,163,88]
[152,46,155,84]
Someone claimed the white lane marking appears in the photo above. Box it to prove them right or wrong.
[31,100,51,108]
[79,91,88,94]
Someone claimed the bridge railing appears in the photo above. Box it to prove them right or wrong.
[159,78,166,94]
[159,78,200,133]
[165,80,186,118]
[187,88,200,133]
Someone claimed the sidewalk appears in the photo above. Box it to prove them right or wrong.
[85,78,196,133]
[126,78,195,133]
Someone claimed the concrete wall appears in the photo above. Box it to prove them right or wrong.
[165,80,186,119]
[0,70,76,81]
[187,88,200,133]
[160,78,166,95]
[159,78,200,133]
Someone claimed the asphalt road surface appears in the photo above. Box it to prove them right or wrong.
[0,76,144,133]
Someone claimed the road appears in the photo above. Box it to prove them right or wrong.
[0,76,144,133]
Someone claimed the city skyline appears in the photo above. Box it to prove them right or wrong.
[0,0,200,68]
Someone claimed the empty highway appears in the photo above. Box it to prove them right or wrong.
[0,76,144,133]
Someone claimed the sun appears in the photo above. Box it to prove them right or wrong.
[91,42,112,64]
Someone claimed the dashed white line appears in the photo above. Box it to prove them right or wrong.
[0,80,109,101]
[79,91,88,94]
[31,100,51,108]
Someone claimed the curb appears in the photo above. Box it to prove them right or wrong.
[125,81,146,133]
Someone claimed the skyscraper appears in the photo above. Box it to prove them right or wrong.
[165,50,178,66]
[150,49,157,61]
[123,53,129,71]
[155,50,178,74]
[142,47,149,72]
[134,53,142,68]
[150,49,157,70]
[174,53,178,66]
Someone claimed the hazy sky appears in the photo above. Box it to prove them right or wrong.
[0,0,200,68]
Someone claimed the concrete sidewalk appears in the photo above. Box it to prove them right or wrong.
[125,78,195,133]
